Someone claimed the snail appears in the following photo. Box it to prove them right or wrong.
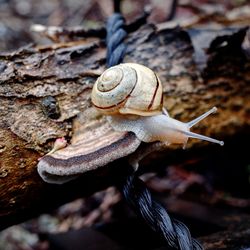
[91,63,224,147]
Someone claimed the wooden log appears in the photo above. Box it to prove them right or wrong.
[0,24,249,229]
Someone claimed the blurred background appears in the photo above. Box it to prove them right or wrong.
[0,0,250,250]
[0,0,249,51]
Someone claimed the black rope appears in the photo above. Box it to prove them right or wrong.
[105,1,203,249]
[166,0,178,21]
[113,0,121,13]
[106,13,127,67]
[123,174,203,250]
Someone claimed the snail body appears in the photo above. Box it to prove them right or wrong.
[107,114,189,144]
[91,63,224,147]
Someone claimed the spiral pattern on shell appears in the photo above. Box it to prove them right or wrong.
[91,63,163,116]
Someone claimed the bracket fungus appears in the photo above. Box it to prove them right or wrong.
[37,109,141,184]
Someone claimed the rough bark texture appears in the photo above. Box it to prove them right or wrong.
[0,23,250,229]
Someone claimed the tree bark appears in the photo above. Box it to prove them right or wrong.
[0,24,249,229]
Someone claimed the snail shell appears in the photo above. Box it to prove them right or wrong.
[91,63,163,116]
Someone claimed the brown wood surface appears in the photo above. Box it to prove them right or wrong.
[0,23,249,230]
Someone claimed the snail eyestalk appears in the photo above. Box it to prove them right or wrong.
[181,130,224,146]
[184,107,224,146]
[187,107,217,128]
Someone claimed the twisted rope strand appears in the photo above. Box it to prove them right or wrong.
[123,174,203,250]
[106,13,127,67]
[105,4,203,249]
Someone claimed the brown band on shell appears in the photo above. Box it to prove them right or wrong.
[92,98,126,110]
[148,72,160,110]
